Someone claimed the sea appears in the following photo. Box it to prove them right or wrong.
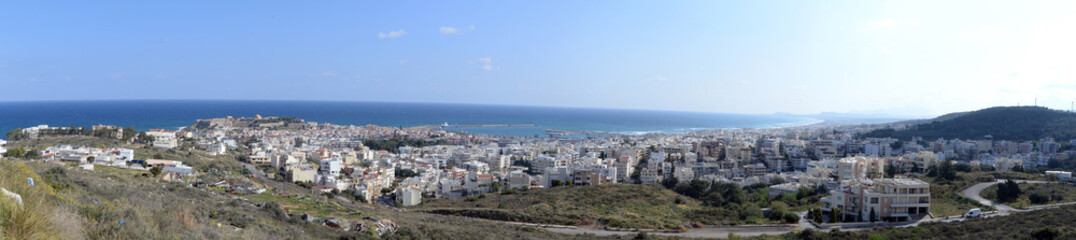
[0,100,821,138]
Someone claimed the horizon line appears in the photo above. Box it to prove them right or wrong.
[0,98,937,118]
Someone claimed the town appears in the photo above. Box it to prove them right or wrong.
[5,112,1076,238]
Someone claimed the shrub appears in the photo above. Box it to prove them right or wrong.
[783,213,799,224]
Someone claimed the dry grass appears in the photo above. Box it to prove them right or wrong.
[0,160,71,240]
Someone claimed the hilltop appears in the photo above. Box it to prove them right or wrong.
[863,106,1076,141]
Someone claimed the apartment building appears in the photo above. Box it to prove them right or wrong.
[821,178,930,222]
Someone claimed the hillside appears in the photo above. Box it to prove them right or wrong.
[785,204,1076,240]
[0,137,621,239]
[862,106,1076,141]
[416,184,752,230]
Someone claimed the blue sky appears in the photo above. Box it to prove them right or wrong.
[2,1,1075,116]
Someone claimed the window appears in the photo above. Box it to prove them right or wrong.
[871,197,879,204]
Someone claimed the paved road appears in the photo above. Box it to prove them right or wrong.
[536,179,1072,238]
[962,179,1048,215]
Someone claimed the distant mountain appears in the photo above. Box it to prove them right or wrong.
[862,106,1076,141]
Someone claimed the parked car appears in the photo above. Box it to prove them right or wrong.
[965,208,981,218]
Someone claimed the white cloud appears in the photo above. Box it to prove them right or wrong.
[110,73,125,79]
[478,57,493,71]
[399,60,408,64]
[440,27,460,35]
[377,29,407,39]
[441,26,475,35]
[320,71,338,77]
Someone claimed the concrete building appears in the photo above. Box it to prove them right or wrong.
[821,178,930,222]
[399,186,422,206]
[320,158,343,176]
[146,129,180,149]
[672,166,694,181]
[1046,171,1073,180]
[507,171,532,189]
[836,156,885,182]
[288,166,317,183]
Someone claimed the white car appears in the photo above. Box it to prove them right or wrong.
[965,208,982,218]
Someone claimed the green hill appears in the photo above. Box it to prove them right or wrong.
[416,184,754,230]
[863,106,1076,141]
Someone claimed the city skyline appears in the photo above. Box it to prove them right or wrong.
[3,1,1076,116]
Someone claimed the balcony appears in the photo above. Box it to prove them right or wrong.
[891,202,929,207]
[887,212,910,217]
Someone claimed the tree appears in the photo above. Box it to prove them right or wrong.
[3,147,25,158]
[998,179,1022,202]
[869,208,877,223]
[1031,227,1059,240]
[926,163,939,177]
[1048,159,1062,169]
[122,126,137,141]
[86,156,95,163]
[150,166,163,177]
[136,131,154,144]
[768,202,790,221]
[885,165,897,178]
[769,177,786,185]
[1007,180,1021,200]
[5,128,26,141]
[832,208,843,223]
[939,160,956,180]
[674,179,712,199]
[1030,193,1050,204]
[23,149,40,160]
[662,177,679,189]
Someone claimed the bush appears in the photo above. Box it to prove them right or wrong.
[1031,227,1059,240]
[783,213,799,224]
[1030,193,1050,204]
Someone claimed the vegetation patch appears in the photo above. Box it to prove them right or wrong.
[983,182,1076,209]
[416,184,790,229]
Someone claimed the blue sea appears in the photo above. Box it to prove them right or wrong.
[0,100,820,138]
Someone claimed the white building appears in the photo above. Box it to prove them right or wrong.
[673,166,694,181]
[399,186,422,206]
[320,158,343,176]
[146,130,179,149]
[1046,171,1073,181]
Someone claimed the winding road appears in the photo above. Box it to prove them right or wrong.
[962,179,1047,215]
[535,179,1076,238]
